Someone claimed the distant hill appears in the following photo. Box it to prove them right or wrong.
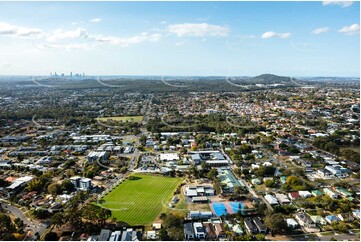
[251,74,291,83]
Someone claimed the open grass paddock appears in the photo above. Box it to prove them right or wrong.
[98,174,182,225]
[97,116,143,123]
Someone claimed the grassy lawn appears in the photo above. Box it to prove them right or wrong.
[98,174,182,226]
[340,146,360,154]
[97,116,143,123]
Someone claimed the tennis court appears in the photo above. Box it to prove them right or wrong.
[230,202,244,213]
[211,203,228,216]
[210,202,244,216]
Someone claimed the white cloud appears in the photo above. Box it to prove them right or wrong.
[34,43,92,51]
[71,21,84,25]
[90,32,161,47]
[90,18,102,23]
[338,24,360,35]
[261,31,291,39]
[240,35,257,39]
[175,41,185,46]
[322,1,353,8]
[311,27,330,34]
[47,28,88,42]
[160,21,167,24]
[0,21,162,50]
[0,63,21,69]
[0,22,42,37]
[168,23,229,37]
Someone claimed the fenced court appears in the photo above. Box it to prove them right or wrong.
[210,202,244,216]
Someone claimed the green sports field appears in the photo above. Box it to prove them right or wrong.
[97,116,143,123]
[98,174,182,225]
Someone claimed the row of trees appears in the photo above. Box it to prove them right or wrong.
[146,113,265,134]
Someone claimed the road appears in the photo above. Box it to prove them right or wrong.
[141,94,153,126]
[0,200,48,239]
[283,231,360,241]
[238,178,274,212]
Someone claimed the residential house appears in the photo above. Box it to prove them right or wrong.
[286,218,299,228]
[310,215,327,226]
[120,228,140,241]
[264,194,279,206]
[152,223,162,230]
[317,169,332,179]
[244,218,258,234]
[232,224,244,235]
[183,223,195,240]
[299,191,312,198]
[323,188,338,199]
[253,217,267,234]
[334,187,353,198]
[352,210,360,220]
[251,178,262,185]
[203,222,216,239]
[146,231,156,240]
[325,166,341,176]
[294,213,316,228]
[311,190,324,197]
[214,223,227,238]
[193,222,206,239]
[325,215,341,224]
[275,193,291,204]
[109,231,122,241]
[288,192,300,200]
[338,213,354,222]
[98,229,111,241]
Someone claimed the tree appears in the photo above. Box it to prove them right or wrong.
[139,134,147,146]
[51,213,64,228]
[120,166,128,174]
[44,232,58,241]
[242,168,249,176]
[254,166,276,177]
[265,179,277,188]
[243,234,253,241]
[61,179,74,193]
[332,221,348,233]
[0,213,15,235]
[14,217,24,230]
[285,176,303,187]
[207,168,218,180]
[159,228,169,240]
[47,183,61,195]
[163,213,183,228]
[81,204,111,225]
[264,213,287,235]
[255,233,265,241]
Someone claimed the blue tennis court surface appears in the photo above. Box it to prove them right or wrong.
[211,203,228,216]
[230,202,244,213]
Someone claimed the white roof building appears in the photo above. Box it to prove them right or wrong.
[160,153,179,161]
[264,194,279,205]
[299,191,312,198]
[275,193,291,204]
[6,176,33,190]
[286,218,299,228]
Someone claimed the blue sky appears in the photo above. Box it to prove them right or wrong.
[0,1,359,77]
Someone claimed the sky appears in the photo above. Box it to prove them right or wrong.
[0,1,359,77]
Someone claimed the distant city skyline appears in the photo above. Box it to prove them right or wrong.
[0,1,359,77]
